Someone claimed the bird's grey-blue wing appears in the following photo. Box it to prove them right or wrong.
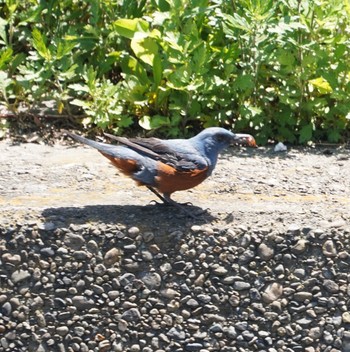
[105,135,208,171]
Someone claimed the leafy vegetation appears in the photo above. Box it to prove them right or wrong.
[0,0,349,143]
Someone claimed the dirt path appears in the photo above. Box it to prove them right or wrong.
[1,140,349,226]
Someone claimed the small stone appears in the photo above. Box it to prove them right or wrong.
[322,240,337,257]
[191,225,202,233]
[1,302,12,316]
[186,298,199,308]
[98,340,111,352]
[141,272,161,289]
[160,288,179,299]
[130,344,140,352]
[2,253,21,265]
[104,248,121,266]
[274,264,285,275]
[38,221,56,231]
[212,265,228,276]
[73,250,88,260]
[242,330,255,340]
[11,269,31,284]
[87,240,99,253]
[293,268,306,278]
[128,226,140,238]
[323,279,339,293]
[226,326,237,339]
[72,296,95,310]
[167,327,186,340]
[94,263,106,275]
[56,326,69,336]
[185,342,203,351]
[160,263,172,273]
[122,308,141,322]
[343,312,350,323]
[262,283,283,303]
[291,239,307,254]
[293,291,313,302]
[287,224,300,235]
[119,273,135,286]
[233,281,251,291]
[40,247,55,256]
[258,243,274,260]
[36,312,46,327]
[142,232,154,243]
[64,233,85,250]
[141,250,153,261]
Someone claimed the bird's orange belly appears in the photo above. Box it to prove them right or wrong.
[155,162,209,195]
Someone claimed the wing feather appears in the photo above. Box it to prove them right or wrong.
[104,133,207,171]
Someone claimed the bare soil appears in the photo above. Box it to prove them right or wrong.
[0,139,349,229]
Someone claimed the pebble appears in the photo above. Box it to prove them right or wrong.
[2,253,21,265]
[2,186,350,352]
[212,265,228,276]
[233,281,251,291]
[122,308,141,322]
[323,279,339,293]
[141,272,161,289]
[343,312,350,323]
[287,224,300,235]
[262,283,283,303]
[128,226,140,238]
[2,302,12,316]
[104,248,121,265]
[322,240,337,257]
[258,242,274,260]
[64,233,85,250]
[167,327,186,340]
[11,269,31,284]
[293,291,313,302]
[291,239,307,254]
[72,296,95,310]
[56,326,69,336]
[185,342,203,351]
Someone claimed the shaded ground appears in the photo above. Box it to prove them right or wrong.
[0,139,350,352]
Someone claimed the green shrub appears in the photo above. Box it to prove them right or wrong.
[0,0,349,142]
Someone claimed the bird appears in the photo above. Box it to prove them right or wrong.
[66,127,256,217]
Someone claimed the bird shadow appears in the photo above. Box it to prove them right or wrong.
[41,203,215,231]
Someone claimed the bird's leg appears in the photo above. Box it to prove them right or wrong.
[146,187,202,218]
[146,186,170,204]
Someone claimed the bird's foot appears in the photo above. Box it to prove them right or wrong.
[146,186,204,219]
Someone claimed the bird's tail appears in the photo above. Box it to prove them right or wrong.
[66,132,119,156]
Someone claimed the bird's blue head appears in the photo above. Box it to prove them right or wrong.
[191,127,256,170]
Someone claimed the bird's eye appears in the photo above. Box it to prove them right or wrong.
[215,134,225,142]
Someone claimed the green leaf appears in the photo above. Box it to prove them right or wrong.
[68,83,90,93]
[113,18,149,39]
[120,55,150,86]
[0,48,13,69]
[299,123,314,143]
[308,77,333,94]
[56,40,77,59]
[153,0,170,11]
[0,17,7,45]
[139,114,170,130]
[32,28,51,60]
[131,36,159,66]
[233,74,255,92]
[152,54,162,87]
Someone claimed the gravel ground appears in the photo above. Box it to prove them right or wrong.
[0,139,350,352]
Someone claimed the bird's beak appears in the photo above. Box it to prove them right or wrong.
[232,134,257,148]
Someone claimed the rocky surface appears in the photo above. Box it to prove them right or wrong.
[0,139,350,351]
